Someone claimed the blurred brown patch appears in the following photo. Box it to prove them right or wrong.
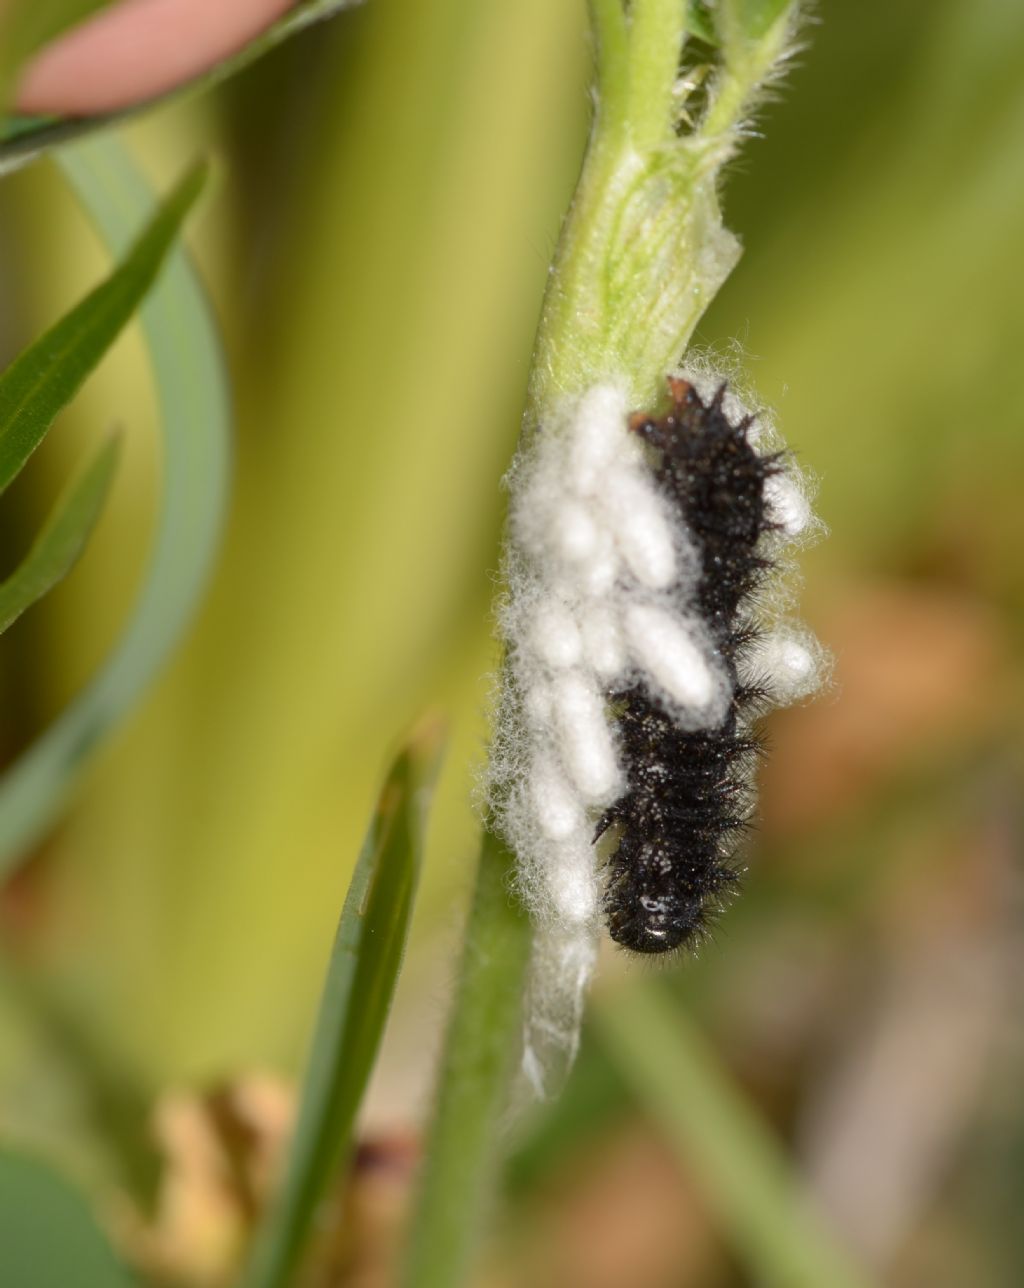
[496,1124,722,1288]
[761,581,1005,836]
[119,1074,294,1286]
[110,1070,423,1288]
[0,833,63,946]
[310,1133,420,1288]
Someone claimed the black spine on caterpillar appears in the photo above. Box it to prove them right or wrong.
[598,378,783,954]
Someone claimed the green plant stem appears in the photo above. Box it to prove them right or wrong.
[400,829,531,1288]
[624,0,686,151]
[0,137,229,869]
[530,0,789,414]
[587,0,629,141]
[532,0,689,412]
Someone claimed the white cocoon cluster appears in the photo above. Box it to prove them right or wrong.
[490,377,822,1096]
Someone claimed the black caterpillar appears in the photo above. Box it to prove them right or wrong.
[598,378,782,953]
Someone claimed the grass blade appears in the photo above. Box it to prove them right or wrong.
[0,0,361,174]
[0,434,120,635]
[242,719,445,1288]
[594,982,876,1288]
[0,160,204,494]
[0,135,230,873]
[0,1150,137,1287]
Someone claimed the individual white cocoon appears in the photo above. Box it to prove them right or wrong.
[624,602,722,717]
[550,498,602,564]
[523,679,554,729]
[580,603,626,680]
[764,473,811,537]
[569,384,631,495]
[529,752,585,841]
[543,834,600,925]
[745,629,821,702]
[529,597,583,669]
[576,523,621,595]
[602,470,678,589]
[551,671,622,802]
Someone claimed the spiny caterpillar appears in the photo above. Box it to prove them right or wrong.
[601,377,786,952]
[493,373,820,972]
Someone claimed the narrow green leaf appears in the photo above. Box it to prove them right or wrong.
[0,136,230,873]
[0,1150,137,1288]
[243,720,445,1288]
[595,983,876,1288]
[0,434,119,635]
[0,160,204,495]
[0,0,362,174]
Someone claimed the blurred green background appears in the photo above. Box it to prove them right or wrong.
[0,0,1021,1284]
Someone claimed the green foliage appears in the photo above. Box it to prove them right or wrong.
[0,161,204,495]
[0,1151,136,1288]
[0,138,228,871]
[244,723,444,1288]
[0,435,119,635]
